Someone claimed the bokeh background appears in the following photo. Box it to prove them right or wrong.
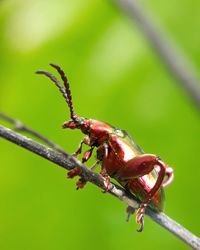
[0,1,200,249]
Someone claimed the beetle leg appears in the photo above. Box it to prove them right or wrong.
[76,178,87,190]
[100,167,111,192]
[75,146,95,190]
[68,136,92,180]
[97,143,110,191]
[162,167,174,187]
[136,207,145,232]
[155,165,174,187]
[90,160,100,171]
[76,160,101,190]
[142,160,166,203]
[126,206,136,222]
[72,140,84,157]
[82,146,94,163]
[136,160,166,231]
[117,154,167,231]
[72,136,91,157]
[67,167,82,178]
[99,143,112,192]
[75,160,102,190]
[117,154,157,180]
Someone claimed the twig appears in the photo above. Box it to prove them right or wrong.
[110,0,200,110]
[0,124,139,208]
[0,124,200,249]
[0,112,67,155]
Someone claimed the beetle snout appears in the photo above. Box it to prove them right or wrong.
[62,120,77,129]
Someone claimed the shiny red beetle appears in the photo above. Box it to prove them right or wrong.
[36,64,174,231]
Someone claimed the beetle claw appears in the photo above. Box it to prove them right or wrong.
[136,205,146,232]
[76,178,87,189]
[67,167,81,178]
[136,216,144,232]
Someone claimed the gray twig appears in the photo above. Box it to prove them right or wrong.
[0,124,200,249]
[110,0,200,110]
[0,112,67,155]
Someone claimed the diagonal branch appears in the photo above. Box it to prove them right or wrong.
[0,124,200,249]
[110,0,200,110]
[0,112,67,155]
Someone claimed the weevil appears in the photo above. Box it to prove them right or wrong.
[36,64,174,232]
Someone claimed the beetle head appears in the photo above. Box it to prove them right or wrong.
[63,118,92,134]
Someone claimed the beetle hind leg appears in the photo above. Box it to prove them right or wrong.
[126,204,145,232]
[135,160,166,230]
[119,154,168,231]
[162,167,174,187]
[126,206,136,222]
[136,207,145,232]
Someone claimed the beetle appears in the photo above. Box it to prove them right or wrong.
[36,63,174,232]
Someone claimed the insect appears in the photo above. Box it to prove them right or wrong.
[36,64,174,232]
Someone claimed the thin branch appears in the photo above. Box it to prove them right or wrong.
[0,124,139,208]
[0,124,200,249]
[110,0,200,110]
[0,112,67,155]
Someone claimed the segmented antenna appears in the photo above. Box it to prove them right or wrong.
[36,64,79,123]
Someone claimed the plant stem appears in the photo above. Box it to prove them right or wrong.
[0,112,67,155]
[110,0,200,110]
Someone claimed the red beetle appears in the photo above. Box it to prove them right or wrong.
[36,64,174,231]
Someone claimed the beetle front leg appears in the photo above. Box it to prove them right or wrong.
[75,146,95,189]
[82,146,94,163]
[75,160,101,189]
[72,136,91,157]
[67,136,93,188]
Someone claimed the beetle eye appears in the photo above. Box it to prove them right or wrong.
[80,120,90,134]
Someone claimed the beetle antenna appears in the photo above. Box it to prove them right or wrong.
[49,64,78,122]
[36,64,79,123]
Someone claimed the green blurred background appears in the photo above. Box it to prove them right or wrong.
[0,1,200,249]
